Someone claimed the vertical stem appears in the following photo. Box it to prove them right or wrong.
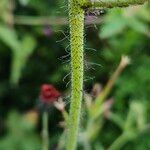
[66,0,85,150]
[42,111,49,150]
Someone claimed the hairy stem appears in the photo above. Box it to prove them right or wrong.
[82,0,149,9]
[42,111,49,150]
[66,0,85,150]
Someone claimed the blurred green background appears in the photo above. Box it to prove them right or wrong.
[0,0,150,150]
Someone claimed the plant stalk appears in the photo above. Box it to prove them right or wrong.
[66,0,85,150]
[82,0,149,9]
[108,133,130,150]
[42,111,49,150]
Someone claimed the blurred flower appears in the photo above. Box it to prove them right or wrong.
[92,83,103,98]
[19,0,30,6]
[85,15,96,22]
[120,55,131,68]
[40,84,61,104]
[84,93,93,108]
[84,83,103,107]
[43,26,53,37]
[54,98,65,112]
[58,121,66,128]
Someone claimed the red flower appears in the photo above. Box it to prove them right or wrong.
[40,84,61,104]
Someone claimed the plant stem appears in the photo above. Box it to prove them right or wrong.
[90,56,130,119]
[94,56,130,109]
[14,15,103,26]
[66,0,85,150]
[108,133,130,150]
[14,16,68,26]
[82,0,149,9]
[42,111,49,150]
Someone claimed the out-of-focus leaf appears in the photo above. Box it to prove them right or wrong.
[0,25,20,50]
[10,35,36,85]
[0,26,36,85]
[127,18,150,38]
[94,142,104,150]
[100,9,127,38]
[19,0,30,6]
[0,111,40,150]
[0,0,10,22]
[138,4,150,22]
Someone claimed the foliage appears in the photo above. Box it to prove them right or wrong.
[0,111,40,150]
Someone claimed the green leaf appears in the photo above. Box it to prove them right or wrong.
[10,35,36,85]
[127,18,150,37]
[100,10,127,39]
[0,25,20,50]
[0,25,36,85]
[138,4,150,22]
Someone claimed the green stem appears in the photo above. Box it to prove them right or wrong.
[108,133,130,150]
[66,0,85,150]
[14,15,67,26]
[96,56,129,105]
[82,0,149,9]
[13,15,103,26]
[42,111,49,150]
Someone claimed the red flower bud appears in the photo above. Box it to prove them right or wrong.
[40,84,61,104]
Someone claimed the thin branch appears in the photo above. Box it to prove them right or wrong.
[96,55,130,104]
[13,15,103,26]
[14,16,68,26]
[82,0,149,9]
[42,111,49,150]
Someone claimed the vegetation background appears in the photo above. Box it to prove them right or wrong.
[0,0,150,149]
